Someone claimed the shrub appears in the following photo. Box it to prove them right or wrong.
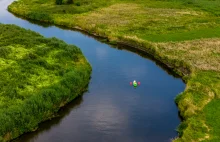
[0,23,91,141]
[75,2,80,6]
[66,0,73,4]
[56,0,63,5]
[27,12,53,22]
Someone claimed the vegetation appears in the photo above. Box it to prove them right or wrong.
[6,0,220,141]
[66,0,73,4]
[56,0,63,5]
[0,23,91,141]
[55,0,73,5]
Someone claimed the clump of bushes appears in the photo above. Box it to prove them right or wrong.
[56,0,74,5]
[0,23,91,141]
[56,0,63,5]
[67,0,73,4]
[75,2,81,6]
[27,12,53,23]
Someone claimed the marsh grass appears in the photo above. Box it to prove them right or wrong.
[8,0,220,42]
[154,39,220,71]
[7,0,220,141]
[0,24,91,141]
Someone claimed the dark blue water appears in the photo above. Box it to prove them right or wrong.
[0,0,185,141]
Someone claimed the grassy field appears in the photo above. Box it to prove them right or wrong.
[0,23,91,141]
[6,0,220,141]
[8,0,220,42]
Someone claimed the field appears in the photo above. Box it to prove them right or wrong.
[6,0,220,141]
[0,23,91,141]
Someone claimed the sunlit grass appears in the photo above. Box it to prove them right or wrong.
[8,0,220,42]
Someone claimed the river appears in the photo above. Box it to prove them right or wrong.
[0,0,185,142]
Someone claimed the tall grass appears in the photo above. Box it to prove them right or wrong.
[0,24,91,141]
[8,0,220,42]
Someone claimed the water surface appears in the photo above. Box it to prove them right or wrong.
[0,1,185,142]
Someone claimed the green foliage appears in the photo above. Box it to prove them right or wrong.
[203,99,220,141]
[176,121,188,137]
[0,23,91,141]
[75,2,80,6]
[56,0,63,5]
[56,0,73,5]
[66,0,73,4]
[174,71,220,141]
[27,12,53,22]
[0,46,12,58]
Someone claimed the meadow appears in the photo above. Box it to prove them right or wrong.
[0,24,91,141]
[6,0,220,141]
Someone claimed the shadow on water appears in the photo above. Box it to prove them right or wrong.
[12,96,84,142]
[113,44,183,79]
[11,81,90,142]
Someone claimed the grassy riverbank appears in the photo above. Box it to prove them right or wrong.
[0,23,91,141]
[7,0,220,141]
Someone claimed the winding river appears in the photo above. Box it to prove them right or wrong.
[0,0,185,142]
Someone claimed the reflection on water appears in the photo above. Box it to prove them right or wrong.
[1,1,185,142]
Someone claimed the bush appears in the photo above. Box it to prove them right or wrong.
[0,23,91,141]
[67,0,73,4]
[75,2,80,6]
[27,12,53,22]
[56,0,63,5]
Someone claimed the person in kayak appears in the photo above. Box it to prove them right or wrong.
[133,80,137,87]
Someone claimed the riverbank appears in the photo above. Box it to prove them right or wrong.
[0,23,91,141]
[7,0,220,141]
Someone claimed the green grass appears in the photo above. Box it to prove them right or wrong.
[174,71,220,141]
[142,27,220,42]
[6,0,220,141]
[203,99,220,142]
[184,0,220,16]
[7,0,220,42]
[0,23,91,141]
